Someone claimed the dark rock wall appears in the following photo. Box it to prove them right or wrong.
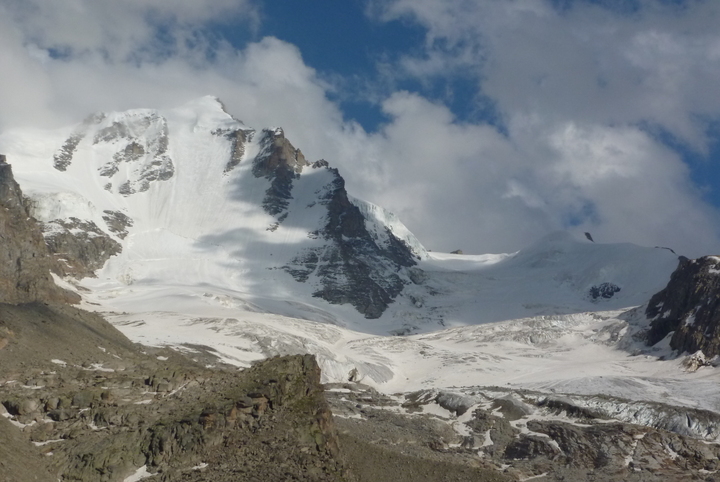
[253,130,418,319]
[311,168,417,319]
[253,128,308,216]
[42,218,122,278]
[647,256,720,356]
[282,165,418,319]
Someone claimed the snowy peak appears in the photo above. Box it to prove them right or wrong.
[51,96,253,197]
[3,96,423,321]
[0,97,683,331]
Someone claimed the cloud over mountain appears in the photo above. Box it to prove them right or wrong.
[1,0,719,257]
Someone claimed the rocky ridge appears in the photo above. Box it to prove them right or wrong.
[647,256,720,357]
[283,162,419,319]
[0,155,77,304]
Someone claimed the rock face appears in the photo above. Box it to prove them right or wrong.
[53,109,175,196]
[253,127,308,217]
[249,127,419,319]
[646,256,720,356]
[313,168,418,318]
[283,163,418,319]
[0,155,77,304]
[588,282,621,301]
[42,217,122,278]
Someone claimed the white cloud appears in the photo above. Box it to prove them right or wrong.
[0,1,343,139]
[0,0,718,258]
[1,0,259,62]
[353,0,720,256]
[372,0,720,151]
[337,92,718,257]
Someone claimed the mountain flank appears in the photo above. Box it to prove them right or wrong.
[0,155,77,304]
[0,154,350,482]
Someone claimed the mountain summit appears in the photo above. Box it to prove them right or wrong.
[3,97,425,322]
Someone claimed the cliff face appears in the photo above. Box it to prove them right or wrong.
[251,128,419,319]
[0,155,78,304]
[646,256,720,356]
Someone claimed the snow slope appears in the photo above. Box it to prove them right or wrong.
[384,231,681,333]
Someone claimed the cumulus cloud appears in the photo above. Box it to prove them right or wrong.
[337,92,717,257]
[373,1,720,146]
[353,0,720,256]
[0,0,719,257]
[1,0,259,62]
[0,0,345,138]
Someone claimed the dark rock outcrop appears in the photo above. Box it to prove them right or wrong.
[253,128,308,216]
[102,210,134,239]
[42,217,122,278]
[284,166,417,319]
[588,282,621,301]
[213,127,255,173]
[53,113,106,172]
[646,256,720,356]
[250,130,418,319]
[0,155,77,304]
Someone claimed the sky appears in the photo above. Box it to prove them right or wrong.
[1,0,720,257]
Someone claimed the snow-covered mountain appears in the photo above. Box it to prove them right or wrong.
[1,94,700,396]
[1,96,427,325]
[0,96,680,334]
[5,97,720,479]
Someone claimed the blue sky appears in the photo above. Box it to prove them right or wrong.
[237,1,499,131]
[235,0,720,208]
[1,0,720,256]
